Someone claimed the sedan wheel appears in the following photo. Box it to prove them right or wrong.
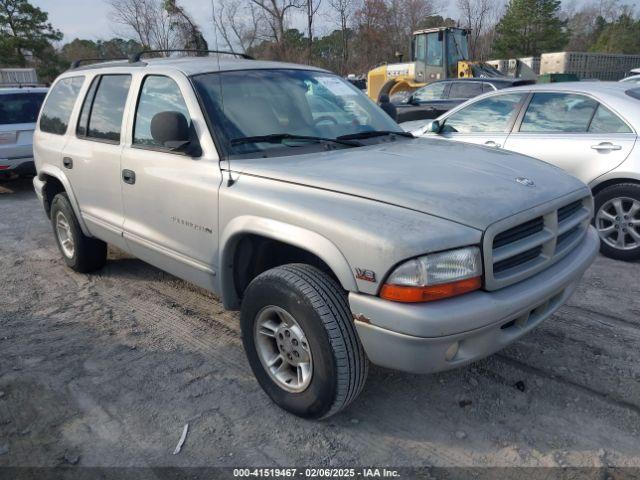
[595,196,640,251]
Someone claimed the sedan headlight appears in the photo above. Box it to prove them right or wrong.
[380,246,483,303]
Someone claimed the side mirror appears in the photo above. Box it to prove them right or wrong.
[426,120,441,133]
[408,95,420,105]
[151,111,199,154]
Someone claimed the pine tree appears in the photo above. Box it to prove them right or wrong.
[0,0,62,66]
[493,0,569,57]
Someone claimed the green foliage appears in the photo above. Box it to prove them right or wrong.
[589,14,640,54]
[493,0,569,57]
[0,0,62,66]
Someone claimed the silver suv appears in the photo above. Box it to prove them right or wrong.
[0,87,47,178]
[33,53,599,419]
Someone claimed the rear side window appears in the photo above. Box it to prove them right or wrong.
[39,77,84,134]
[520,93,598,133]
[133,75,190,148]
[77,74,131,143]
[448,82,483,99]
[442,93,525,133]
[589,105,632,134]
[0,92,46,125]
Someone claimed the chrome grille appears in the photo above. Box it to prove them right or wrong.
[483,193,593,291]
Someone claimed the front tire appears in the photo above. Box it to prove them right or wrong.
[593,183,640,261]
[240,264,368,419]
[50,192,107,272]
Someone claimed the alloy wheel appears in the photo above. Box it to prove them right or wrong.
[254,305,313,393]
[55,211,75,258]
[595,197,640,251]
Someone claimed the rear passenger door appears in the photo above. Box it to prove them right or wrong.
[62,74,132,250]
[503,92,636,183]
[445,81,485,114]
[120,74,222,291]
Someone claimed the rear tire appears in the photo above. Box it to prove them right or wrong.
[50,192,107,272]
[593,183,640,261]
[240,264,368,419]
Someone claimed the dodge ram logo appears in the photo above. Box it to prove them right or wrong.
[515,176,535,187]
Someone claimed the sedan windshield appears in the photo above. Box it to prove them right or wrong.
[192,69,405,158]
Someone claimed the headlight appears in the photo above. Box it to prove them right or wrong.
[380,246,483,303]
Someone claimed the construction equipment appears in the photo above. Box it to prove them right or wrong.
[366,27,535,101]
[367,27,469,101]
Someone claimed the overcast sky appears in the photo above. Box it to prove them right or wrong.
[33,0,640,47]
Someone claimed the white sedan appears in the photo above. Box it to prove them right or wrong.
[410,82,640,261]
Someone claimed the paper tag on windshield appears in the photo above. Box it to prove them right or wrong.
[316,76,357,97]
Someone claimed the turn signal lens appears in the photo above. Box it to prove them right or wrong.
[380,277,482,302]
[380,246,483,303]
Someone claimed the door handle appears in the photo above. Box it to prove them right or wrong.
[591,142,622,151]
[484,140,501,148]
[63,157,73,169]
[122,169,136,185]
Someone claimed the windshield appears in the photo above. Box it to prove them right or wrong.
[446,30,469,78]
[192,69,403,158]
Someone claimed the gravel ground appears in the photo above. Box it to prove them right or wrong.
[1,177,639,472]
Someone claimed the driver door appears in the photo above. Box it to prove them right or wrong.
[120,73,222,291]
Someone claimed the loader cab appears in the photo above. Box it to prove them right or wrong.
[411,27,470,83]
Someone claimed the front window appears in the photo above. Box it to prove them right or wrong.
[425,32,442,67]
[446,30,469,78]
[192,69,404,159]
[134,75,191,148]
[442,93,525,133]
[0,92,46,125]
[412,82,447,102]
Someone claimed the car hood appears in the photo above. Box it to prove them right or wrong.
[229,137,587,231]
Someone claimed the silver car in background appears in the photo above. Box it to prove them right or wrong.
[0,87,48,178]
[414,82,640,261]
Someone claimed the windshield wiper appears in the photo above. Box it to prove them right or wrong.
[230,133,360,147]
[336,130,414,141]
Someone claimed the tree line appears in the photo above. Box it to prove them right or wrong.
[0,0,639,84]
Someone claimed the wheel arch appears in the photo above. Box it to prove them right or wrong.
[590,175,640,196]
[37,165,90,236]
[219,216,357,310]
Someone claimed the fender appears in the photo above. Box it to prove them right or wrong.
[37,164,91,236]
[589,170,640,193]
[219,215,358,309]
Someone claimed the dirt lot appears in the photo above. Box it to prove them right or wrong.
[1,176,639,472]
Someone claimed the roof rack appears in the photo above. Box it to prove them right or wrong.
[70,57,129,69]
[128,49,254,63]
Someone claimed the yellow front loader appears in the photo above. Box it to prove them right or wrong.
[367,27,508,101]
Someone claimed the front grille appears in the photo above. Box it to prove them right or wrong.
[483,195,592,290]
[558,200,583,223]
[494,245,543,273]
[493,217,544,249]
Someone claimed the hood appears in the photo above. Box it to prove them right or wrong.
[229,137,587,231]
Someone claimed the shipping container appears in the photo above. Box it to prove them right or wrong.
[540,52,640,81]
[0,68,39,87]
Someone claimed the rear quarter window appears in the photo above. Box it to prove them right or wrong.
[39,76,85,135]
[0,92,47,125]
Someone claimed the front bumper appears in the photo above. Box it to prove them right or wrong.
[349,226,599,374]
